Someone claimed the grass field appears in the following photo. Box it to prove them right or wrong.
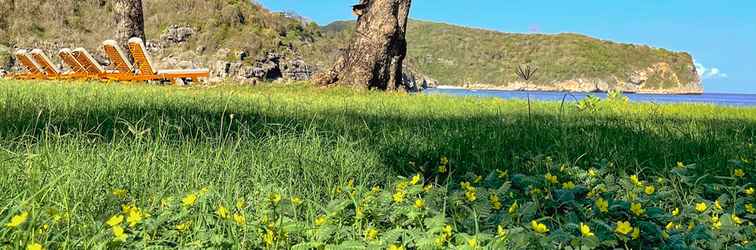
[0,80,754,249]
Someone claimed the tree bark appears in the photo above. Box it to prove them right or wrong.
[0,0,14,44]
[113,0,145,46]
[314,0,412,90]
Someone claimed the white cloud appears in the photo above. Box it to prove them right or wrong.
[695,62,728,79]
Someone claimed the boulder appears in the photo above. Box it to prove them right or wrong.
[160,25,196,45]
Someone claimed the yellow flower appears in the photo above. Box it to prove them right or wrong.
[631,203,645,216]
[314,215,326,226]
[414,198,426,209]
[746,203,755,214]
[580,223,594,237]
[355,206,365,219]
[497,225,508,238]
[714,200,723,211]
[465,190,477,202]
[112,188,128,199]
[112,225,127,241]
[596,198,609,213]
[531,220,549,234]
[467,238,478,247]
[181,193,197,207]
[442,224,453,238]
[644,186,655,195]
[121,202,134,213]
[392,190,406,203]
[746,187,755,196]
[695,202,708,213]
[562,181,576,190]
[291,196,303,206]
[233,213,246,225]
[630,175,643,187]
[437,165,447,174]
[5,211,28,228]
[672,207,680,216]
[665,222,676,231]
[365,227,378,241]
[423,184,433,193]
[530,188,541,195]
[440,156,449,165]
[711,215,721,230]
[676,162,685,168]
[460,181,473,191]
[126,207,144,227]
[235,199,245,210]
[269,193,282,205]
[508,201,519,214]
[632,227,640,239]
[489,194,502,210]
[371,185,381,193]
[410,174,422,185]
[263,228,276,247]
[175,221,191,231]
[544,173,558,184]
[588,168,598,177]
[216,205,229,219]
[732,214,743,225]
[106,215,124,227]
[615,221,633,235]
[735,169,745,177]
[26,243,43,250]
[388,244,405,250]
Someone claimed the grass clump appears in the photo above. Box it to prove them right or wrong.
[0,80,754,248]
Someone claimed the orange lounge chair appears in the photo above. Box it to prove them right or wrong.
[128,37,209,83]
[58,48,90,79]
[30,49,68,79]
[72,48,109,78]
[13,50,45,79]
[101,40,135,81]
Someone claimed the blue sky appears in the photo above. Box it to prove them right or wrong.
[259,0,756,93]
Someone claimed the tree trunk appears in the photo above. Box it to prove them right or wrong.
[314,0,412,90]
[0,0,13,44]
[113,0,145,46]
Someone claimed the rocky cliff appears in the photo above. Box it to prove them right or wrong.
[0,0,702,93]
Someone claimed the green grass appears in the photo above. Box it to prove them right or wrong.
[0,80,754,247]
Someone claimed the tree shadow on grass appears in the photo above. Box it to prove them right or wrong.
[1,100,753,180]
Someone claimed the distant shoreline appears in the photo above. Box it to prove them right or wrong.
[432,85,704,96]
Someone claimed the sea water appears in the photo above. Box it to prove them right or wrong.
[425,88,756,106]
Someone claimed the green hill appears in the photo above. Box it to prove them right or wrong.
[311,20,702,93]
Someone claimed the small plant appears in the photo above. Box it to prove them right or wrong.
[577,95,601,112]
[607,89,630,103]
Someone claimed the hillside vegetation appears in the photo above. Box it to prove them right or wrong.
[312,20,701,92]
[1,0,319,64]
[0,80,753,248]
[2,0,701,92]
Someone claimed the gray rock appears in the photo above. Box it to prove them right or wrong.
[176,61,194,69]
[160,25,196,45]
